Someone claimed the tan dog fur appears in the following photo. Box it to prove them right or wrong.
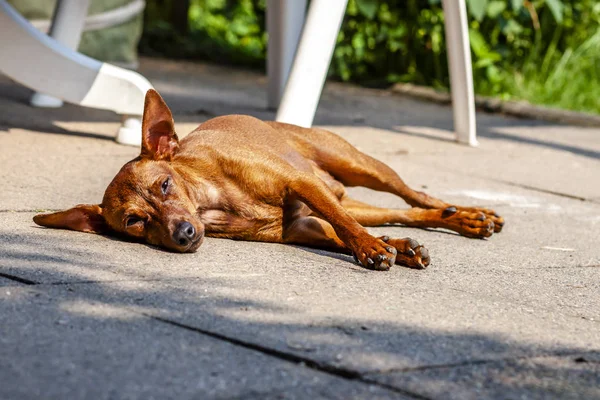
[33,90,504,270]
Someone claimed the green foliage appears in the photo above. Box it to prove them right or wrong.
[333,0,449,88]
[140,0,266,67]
[463,0,600,113]
[140,0,600,114]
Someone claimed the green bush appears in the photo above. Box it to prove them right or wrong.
[141,0,267,67]
[140,0,600,114]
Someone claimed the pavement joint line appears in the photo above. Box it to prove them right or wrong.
[574,356,600,364]
[44,277,215,286]
[36,275,267,286]
[0,275,424,398]
[4,277,426,399]
[478,175,589,202]
[0,272,37,285]
[482,178,589,202]
[3,267,598,395]
[47,278,173,286]
[405,158,593,203]
[364,350,593,376]
[530,264,600,269]
[0,209,60,213]
[144,314,432,400]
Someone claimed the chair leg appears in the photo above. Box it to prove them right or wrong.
[266,0,307,110]
[30,0,90,108]
[442,0,477,146]
[275,0,348,127]
[0,1,152,146]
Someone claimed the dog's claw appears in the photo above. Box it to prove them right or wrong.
[442,206,458,218]
[380,237,430,269]
[406,238,419,249]
[381,236,390,242]
[354,237,398,270]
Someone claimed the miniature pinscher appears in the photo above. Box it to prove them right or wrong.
[33,90,504,270]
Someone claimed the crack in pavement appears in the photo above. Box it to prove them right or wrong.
[530,264,600,269]
[144,314,432,400]
[365,350,595,376]
[483,178,590,202]
[405,158,595,203]
[0,209,60,213]
[0,272,37,285]
[0,272,430,398]
[2,271,598,398]
[0,274,430,400]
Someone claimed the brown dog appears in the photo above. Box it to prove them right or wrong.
[33,90,504,270]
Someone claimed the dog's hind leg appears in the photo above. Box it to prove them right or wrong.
[269,122,503,232]
[327,152,505,233]
[340,197,494,239]
[269,122,448,208]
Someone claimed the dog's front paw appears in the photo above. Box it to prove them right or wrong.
[380,236,430,269]
[352,237,397,270]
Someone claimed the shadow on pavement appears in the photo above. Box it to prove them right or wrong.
[2,59,599,161]
[1,230,598,399]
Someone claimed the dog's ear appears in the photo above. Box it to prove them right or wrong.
[140,89,179,160]
[33,204,108,234]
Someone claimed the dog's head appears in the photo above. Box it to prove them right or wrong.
[33,90,205,252]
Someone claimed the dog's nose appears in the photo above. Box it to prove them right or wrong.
[173,221,196,247]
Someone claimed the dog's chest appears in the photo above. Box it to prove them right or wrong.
[194,178,284,240]
[199,206,282,240]
[199,209,239,230]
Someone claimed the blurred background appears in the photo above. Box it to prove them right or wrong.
[10,0,600,115]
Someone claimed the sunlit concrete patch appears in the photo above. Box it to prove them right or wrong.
[444,189,563,212]
[53,121,121,137]
[541,246,576,252]
[59,299,143,320]
[394,125,457,142]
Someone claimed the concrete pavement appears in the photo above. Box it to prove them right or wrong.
[0,58,599,399]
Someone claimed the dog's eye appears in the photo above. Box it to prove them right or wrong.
[161,177,170,195]
[125,216,144,228]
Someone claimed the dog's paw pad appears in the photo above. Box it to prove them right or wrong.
[452,206,505,234]
[353,237,397,271]
[379,236,430,269]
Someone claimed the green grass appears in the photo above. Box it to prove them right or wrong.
[503,30,600,114]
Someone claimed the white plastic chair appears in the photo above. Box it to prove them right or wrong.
[1,0,476,146]
[269,0,478,146]
[0,0,151,146]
